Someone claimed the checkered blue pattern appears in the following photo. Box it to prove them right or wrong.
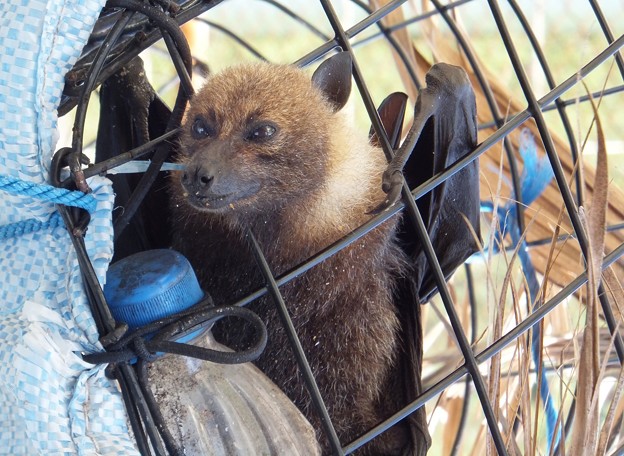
[0,1,139,454]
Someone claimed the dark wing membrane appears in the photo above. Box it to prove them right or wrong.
[368,64,480,455]
[393,63,481,303]
[95,57,174,262]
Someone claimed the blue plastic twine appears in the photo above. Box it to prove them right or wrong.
[0,174,97,239]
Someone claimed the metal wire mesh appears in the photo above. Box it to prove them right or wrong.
[56,0,624,454]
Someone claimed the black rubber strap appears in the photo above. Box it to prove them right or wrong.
[82,304,268,366]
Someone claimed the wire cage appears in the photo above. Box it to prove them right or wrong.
[54,0,624,455]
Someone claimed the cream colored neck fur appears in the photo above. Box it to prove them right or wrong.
[294,111,387,248]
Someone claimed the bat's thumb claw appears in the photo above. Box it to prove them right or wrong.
[381,169,403,192]
[367,199,390,215]
[368,177,403,215]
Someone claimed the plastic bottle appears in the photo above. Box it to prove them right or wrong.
[104,249,320,455]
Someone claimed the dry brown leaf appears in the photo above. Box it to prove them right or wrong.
[499,343,526,456]
[603,266,624,323]
[596,342,624,454]
[441,394,467,455]
[601,384,624,453]
[517,321,533,455]
[597,268,624,454]
[570,88,609,456]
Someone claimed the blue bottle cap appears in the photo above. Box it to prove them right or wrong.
[104,249,205,336]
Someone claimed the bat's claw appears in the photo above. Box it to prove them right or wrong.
[368,170,404,215]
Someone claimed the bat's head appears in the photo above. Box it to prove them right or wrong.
[174,53,352,217]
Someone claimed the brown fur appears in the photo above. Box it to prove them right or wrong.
[170,62,419,454]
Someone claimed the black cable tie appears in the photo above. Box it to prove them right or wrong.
[100,322,130,348]
[132,337,159,363]
[82,304,268,367]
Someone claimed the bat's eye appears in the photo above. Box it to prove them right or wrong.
[191,116,216,139]
[246,123,277,142]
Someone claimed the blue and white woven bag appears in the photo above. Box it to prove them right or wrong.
[0,1,138,454]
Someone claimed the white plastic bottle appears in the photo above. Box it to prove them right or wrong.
[104,249,320,455]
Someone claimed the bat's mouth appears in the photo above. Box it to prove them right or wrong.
[184,191,234,211]
[182,181,261,212]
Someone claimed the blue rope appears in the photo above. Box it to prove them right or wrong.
[0,213,64,239]
[0,174,98,239]
[0,174,97,212]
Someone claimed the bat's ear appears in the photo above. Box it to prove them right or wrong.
[311,52,352,112]
[369,92,408,148]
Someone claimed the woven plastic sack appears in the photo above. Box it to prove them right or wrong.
[0,1,138,454]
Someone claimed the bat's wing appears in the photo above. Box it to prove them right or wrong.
[95,57,174,262]
[383,63,481,303]
[368,64,480,455]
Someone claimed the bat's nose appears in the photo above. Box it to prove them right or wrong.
[182,164,215,195]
